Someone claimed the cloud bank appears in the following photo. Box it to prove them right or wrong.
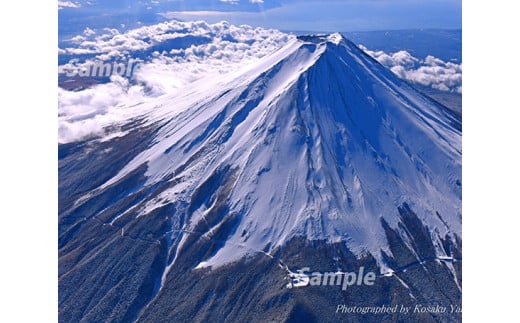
[58,20,293,143]
[359,45,462,93]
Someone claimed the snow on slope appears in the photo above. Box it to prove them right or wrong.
[70,31,462,272]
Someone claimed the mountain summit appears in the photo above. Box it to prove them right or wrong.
[59,32,462,322]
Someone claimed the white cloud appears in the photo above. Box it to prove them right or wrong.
[359,45,462,93]
[83,27,96,36]
[58,1,80,9]
[70,35,86,43]
[159,11,240,19]
[58,75,148,143]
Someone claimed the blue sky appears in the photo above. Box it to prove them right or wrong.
[155,0,462,31]
[60,0,462,32]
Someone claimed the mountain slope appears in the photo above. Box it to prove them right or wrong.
[59,33,462,322]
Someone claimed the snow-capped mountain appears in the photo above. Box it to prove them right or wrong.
[59,32,461,322]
